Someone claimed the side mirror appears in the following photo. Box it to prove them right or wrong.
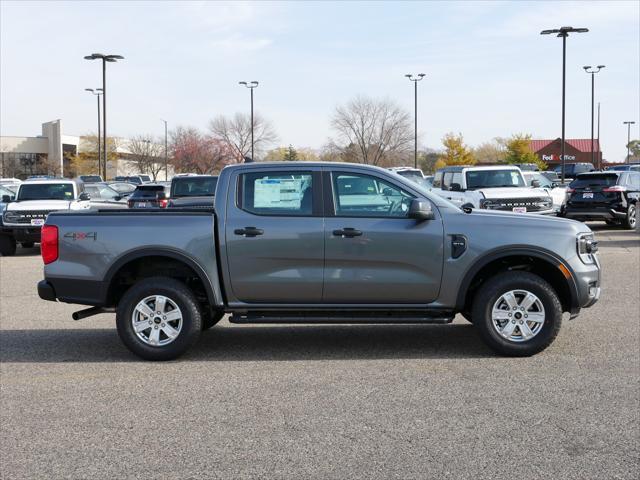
[381,187,393,196]
[461,202,474,213]
[2,195,12,203]
[450,183,462,192]
[408,199,435,221]
[78,192,91,201]
[531,179,541,188]
[114,196,122,201]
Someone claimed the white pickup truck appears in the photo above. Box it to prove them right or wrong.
[0,178,90,255]
[432,165,554,214]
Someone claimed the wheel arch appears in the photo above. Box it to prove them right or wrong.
[456,247,579,315]
[103,248,218,308]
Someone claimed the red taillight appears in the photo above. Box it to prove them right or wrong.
[566,188,575,193]
[159,198,168,208]
[603,185,626,192]
[41,225,58,264]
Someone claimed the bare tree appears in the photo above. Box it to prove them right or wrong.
[208,112,277,160]
[330,96,414,166]
[170,126,238,174]
[127,135,165,180]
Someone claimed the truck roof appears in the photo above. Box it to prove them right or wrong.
[21,178,79,185]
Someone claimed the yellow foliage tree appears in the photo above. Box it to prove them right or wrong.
[439,133,476,166]
[503,133,547,170]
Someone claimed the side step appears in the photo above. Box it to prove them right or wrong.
[230,311,454,325]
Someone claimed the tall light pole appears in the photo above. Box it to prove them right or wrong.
[405,73,426,169]
[84,53,124,179]
[623,121,636,163]
[239,81,259,161]
[541,26,588,184]
[84,88,103,175]
[597,102,601,159]
[161,119,168,180]
[583,65,605,169]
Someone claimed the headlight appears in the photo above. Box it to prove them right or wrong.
[3,211,21,223]
[479,199,495,209]
[577,232,598,264]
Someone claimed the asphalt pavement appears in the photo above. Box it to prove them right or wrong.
[1,224,638,479]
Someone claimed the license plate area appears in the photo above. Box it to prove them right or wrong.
[512,207,527,213]
[582,192,594,199]
[30,219,45,226]
[135,202,147,208]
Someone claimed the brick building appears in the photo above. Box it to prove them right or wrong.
[529,138,603,169]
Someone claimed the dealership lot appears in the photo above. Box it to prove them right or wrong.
[1,225,638,479]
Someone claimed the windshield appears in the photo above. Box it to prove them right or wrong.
[171,177,218,197]
[80,175,102,182]
[17,183,75,201]
[569,174,619,189]
[465,169,525,189]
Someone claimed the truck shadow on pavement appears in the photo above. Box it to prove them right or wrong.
[0,323,494,363]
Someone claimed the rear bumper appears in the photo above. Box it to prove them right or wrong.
[37,277,105,305]
[37,280,57,302]
[563,207,626,221]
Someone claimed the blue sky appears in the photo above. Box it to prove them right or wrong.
[1,0,638,162]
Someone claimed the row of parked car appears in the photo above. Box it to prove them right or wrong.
[389,162,639,230]
[0,174,218,255]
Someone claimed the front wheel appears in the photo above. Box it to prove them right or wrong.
[116,277,202,360]
[622,203,636,230]
[472,271,562,356]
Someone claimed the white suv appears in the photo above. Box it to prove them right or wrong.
[432,165,554,214]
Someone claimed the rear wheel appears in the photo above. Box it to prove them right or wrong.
[622,203,636,230]
[116,277,202,361]
[472,271,562,356]
[0,235,16,256]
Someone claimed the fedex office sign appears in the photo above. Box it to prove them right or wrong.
[542,154,576,161]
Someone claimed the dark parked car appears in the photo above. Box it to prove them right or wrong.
[127,184,169,208]
[605,164,640,172]
[553,163,595,180]
[168,175,218,208]
[562,171,639,229]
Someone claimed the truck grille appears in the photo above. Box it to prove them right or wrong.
[481,197,552,212]
[3,210,53,225]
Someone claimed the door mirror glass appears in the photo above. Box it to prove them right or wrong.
[531,179,541,188]
[2,195,12,203]
[78,192,91,201]
[450,183,462,192]
[408,199,435,221]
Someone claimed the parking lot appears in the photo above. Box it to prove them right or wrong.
[0,224,638,479]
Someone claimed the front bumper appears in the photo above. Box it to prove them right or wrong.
[0,226,42,242]
[569,254,601,317]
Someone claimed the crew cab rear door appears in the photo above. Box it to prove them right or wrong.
[322,169,444,303]
[224,167,324,303]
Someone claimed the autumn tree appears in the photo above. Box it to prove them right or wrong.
[208,112,277,161]
[68,134,119,177]
[418,149,441,173]
[436,133,475,170]
[329,95,413,166]
[170,126,237,174]
[127,135,166,180]
[265,146,319,161]
[504,133,546,170]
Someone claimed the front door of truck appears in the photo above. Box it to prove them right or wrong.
[322,170,444,304]
[225,168,324,303]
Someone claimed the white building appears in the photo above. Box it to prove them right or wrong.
[0,120,172,180]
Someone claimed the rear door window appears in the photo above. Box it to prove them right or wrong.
[239,172,314,216]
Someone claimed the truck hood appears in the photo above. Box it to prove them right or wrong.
[477,187,549,199]
[463,207,590,234]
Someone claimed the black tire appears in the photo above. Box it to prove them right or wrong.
[20,242,35,248]
[0,235,16,256]
[472,271,562,357]
[622,203,636,230]
[116,276,202,361]
[202,310,224,330]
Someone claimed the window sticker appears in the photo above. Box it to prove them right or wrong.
[254,178,302,208]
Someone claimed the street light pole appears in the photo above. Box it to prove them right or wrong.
[239,81,259,161]
[161,119,168,180]
[84,53,124,179]
[583,65,605,169]
[405,74,426,169]
[85,88,103,175]
[623,121,636,163]
[541,26,588,184]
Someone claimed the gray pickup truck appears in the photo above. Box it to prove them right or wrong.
[37,162,601,360]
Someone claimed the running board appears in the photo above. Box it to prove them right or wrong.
[230,311,454,325]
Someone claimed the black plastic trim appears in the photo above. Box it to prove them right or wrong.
[37,280,56,302]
